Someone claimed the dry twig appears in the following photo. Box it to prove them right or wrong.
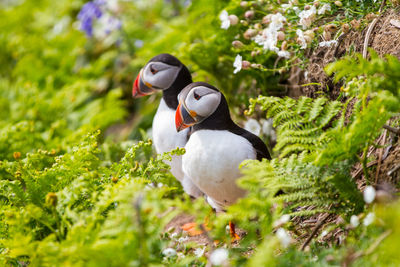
[362,0,386,58]
[300,213,330,251]
[375,130,387,183]
[383,124,400,135]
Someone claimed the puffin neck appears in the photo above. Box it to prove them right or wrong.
[192,95,235,132]
[162,65,192,109]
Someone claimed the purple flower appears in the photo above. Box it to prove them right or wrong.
[77,1,103,37]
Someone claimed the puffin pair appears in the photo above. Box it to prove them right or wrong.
[133,54,271,237]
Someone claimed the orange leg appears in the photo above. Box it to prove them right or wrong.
[229,221,240,241]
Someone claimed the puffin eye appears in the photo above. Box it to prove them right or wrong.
[193,91,201,100]
[150,65,158,75]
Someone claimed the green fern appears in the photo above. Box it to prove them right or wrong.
[247,96,344,157]
[241,52,400,220]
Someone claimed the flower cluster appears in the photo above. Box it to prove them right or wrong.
[222,1,359,74]
[77,0,121,38]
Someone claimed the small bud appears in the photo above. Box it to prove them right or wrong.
[350,19,361,29]
[365,13,377,21]
[245,10,255,19]
[131,161,139,172]
[313,1,320,7]
[350,215,360,227]
[334,1,343,7]
[304,5,311,10]
[251,51,257,57]
[363,186,376,204]
[342,23,350,33]
[250,63,259,68]
[281,41,288,51]
[325,24,338,33]
[112,176,118,183]
[242,60,251,69]
[232,40,244,48]
[323,30,332,41]
[254,23,262,30]
[277,31,285,41]
[45,192,58,207]
[262,14,272,24]
[50,149,56,155]
[243,29,258,39]
[13,152,21,160]
[240,1,248,8]
[240,20,249,26]
[15,170,22,178]
[304,30,315,39]
[304,35,313,44]
[228,14,239,25]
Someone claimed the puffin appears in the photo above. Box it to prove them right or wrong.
[132,53,202,198]
[175,82,271,237]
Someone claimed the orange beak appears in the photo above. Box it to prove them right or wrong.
[175,102,196,132]
[132,69,155,98]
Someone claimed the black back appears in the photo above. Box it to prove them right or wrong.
[188,82,271,161]
[149,53,192,109]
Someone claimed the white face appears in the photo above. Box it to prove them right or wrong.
[183,86,222,120]
[142,62,181,90]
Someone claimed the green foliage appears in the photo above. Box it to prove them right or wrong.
[1,0,400,266]
[239,51,399,238]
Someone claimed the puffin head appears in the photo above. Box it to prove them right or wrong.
[175,82,222,132]
[132,53,188,98]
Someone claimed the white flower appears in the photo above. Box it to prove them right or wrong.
[277,50,291,59]
[273,214,291,227]
[350,215,360,227]
[319,40,338,48]
[233,54,242,74]
[244,119,261,136]
[105,0,119,12]
[254,13,286,54]
[162,248,177,257]
[177,236,189,243]
[194,247,206,258]
[363,186,376,204]
[298,5,317,29]
[219,10,230,29]
[209,248,228,265]
[363,212,375,226]
[276,228,291,248]
[320,230,328,238]
[261,118,275,138]
[296,29,307,49]
[318,3,331,15]
[281,4,292,10]
[292,6,300,14]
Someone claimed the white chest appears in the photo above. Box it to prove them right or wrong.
[182,130,256,209]
[152,99,189,181]
[152,99,189,153]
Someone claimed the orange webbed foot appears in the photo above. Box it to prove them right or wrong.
[181,222,210,236]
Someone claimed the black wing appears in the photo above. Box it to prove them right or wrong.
[229,124,271,161]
